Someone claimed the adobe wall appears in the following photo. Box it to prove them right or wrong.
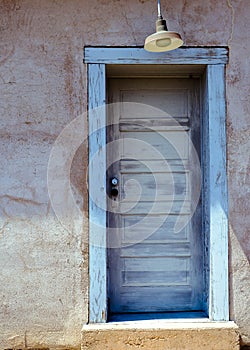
[0,0,249,348]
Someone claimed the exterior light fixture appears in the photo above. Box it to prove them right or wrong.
[144,0,183,52]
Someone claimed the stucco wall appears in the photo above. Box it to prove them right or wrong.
[0,0,249,348]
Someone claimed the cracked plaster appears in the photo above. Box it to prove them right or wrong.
[0,0,249,348]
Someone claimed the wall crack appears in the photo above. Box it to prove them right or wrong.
[226,0,235,46]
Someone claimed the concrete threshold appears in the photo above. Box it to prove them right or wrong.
[82,320,239,350]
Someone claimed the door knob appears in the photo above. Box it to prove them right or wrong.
[111,177,118,186]
[110,177,119,197]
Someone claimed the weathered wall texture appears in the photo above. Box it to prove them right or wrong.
[0,0,249,348]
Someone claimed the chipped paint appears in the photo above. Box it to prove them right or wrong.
[0,0,249,348]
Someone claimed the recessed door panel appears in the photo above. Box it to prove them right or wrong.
[107,78,203,314]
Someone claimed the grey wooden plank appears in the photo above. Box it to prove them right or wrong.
[120,89,188,117]
[115,286,194,313]
[120,200,191,215]
[122,215,189,242]
[122,131,189,160]
[122,257,190,286]
[121,242,191,258]
[119,199,191,215]
[122,271,189,286]
[120,120,189,132]
[206,65,229,321]
[120,159,188,173]
[123,257,190,271]
[84,47,228,65]
[121,172,190,201]
[88,63,107,323]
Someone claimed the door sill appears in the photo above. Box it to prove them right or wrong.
[82,321,239,350]
[108,311,208,322]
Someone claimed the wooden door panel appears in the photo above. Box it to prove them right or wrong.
[122,269,190,286]
[121,243,190,257]
[120,89,188,117]
[122,215,189,243]
[107,78,203,314]
[119,200,191,215]
[121,131,189,160]
[113,286,194,312]
[120,159,188,174]
[121,172,189,201]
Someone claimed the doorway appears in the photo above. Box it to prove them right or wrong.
[85,47,229,323]
[106,76,203,315]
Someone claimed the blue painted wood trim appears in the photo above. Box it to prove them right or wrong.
[84,47,228,65]
[88,64,107,323]
[206,65,229,321]
[86,51,229,323]
[201,71,210,316]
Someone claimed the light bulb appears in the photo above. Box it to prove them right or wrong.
[156,38,171,47]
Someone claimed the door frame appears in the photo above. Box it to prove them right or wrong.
[84,47,229,323]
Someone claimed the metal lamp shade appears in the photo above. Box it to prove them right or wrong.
[144,9,183,53]
[144,30,183,52]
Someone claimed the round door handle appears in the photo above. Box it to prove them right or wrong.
[111,177,119,186]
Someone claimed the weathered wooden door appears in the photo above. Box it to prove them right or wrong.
[107,78,203,314]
